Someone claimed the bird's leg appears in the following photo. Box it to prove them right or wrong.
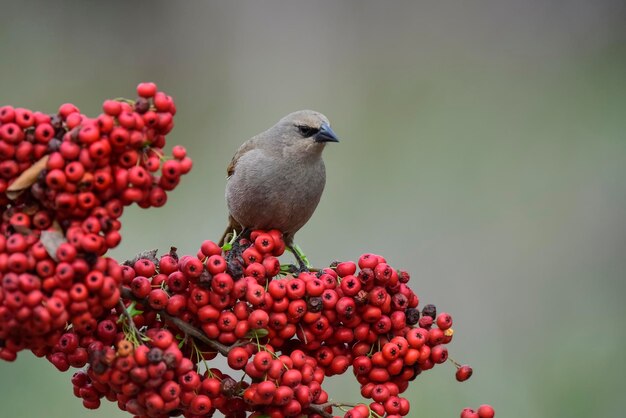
[286,243,312,273]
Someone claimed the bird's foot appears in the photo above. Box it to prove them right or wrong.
[286,244,312,273]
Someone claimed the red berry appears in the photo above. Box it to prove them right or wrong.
[206,255,227,274]
[358,253,379,269]
[78,125,100,144]
[172,145,186,159]
[137,82,158,98]
[254,233,275,254]
[461,408,479,418]
[248,309,269,329]
[281,369,302,388]
[436,312,453,330]
[477,404,495,418]
[456,364,473,382]
[34,123,54,143]
[335,261,357,277]
[148,289,169,309]
[200,240,222,257]
[430,344,448,364]
[161,160,181,180]
[14,108,35,128]
[160,381,181,402]
[227,347,250,370]
[0,105,15,122]
[189,395,212,416]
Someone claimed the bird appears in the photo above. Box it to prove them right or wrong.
[220,110,338,268]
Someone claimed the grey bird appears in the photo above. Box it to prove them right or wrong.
[220,110,338,265]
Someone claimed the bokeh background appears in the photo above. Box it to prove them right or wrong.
[1,1,625,417]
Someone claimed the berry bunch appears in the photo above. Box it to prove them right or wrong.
[58,231,491,418]
[461,405,496,418]
[0,83,190,361]
[0,86,494,417]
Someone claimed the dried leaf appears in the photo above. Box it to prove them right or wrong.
[12,225,33,235]
[6,155,49,199]
[123,249,159,266]
[40,225,66,261]
[21,202,40,216]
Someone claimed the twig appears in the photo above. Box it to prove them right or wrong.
[307,402,358,418]
[307,403,334,418]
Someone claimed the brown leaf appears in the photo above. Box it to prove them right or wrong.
[12,225,33,235]
[6,155,49,199]
[40,223,66,261]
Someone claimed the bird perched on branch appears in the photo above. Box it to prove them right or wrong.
[220,110,338,269]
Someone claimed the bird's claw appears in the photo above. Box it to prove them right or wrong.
[287,244,312,273]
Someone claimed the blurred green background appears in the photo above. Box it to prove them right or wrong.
[1,1,625,417]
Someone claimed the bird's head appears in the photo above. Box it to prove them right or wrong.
[270,110,339,156]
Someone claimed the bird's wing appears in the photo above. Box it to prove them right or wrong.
[226,137,259,178]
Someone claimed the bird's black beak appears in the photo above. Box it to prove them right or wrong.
[315,122,339,143]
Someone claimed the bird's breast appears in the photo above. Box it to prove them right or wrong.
[226,151,326,233]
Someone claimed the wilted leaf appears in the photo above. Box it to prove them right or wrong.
[6,155,48,199]
[12,225,33,235]
[21,202,40,216]
[123,249,159,266]
[40,224,66,261]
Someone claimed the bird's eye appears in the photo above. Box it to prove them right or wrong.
[296,125,319,137]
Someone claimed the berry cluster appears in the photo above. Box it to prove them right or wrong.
[0,86,494,418]
[461,405,495,418]
[62,231,489,418]
[0,83,189,361]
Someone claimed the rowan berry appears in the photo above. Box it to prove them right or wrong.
[252,233,273,254]
[456,364,473,382]
[248,309,269,329]
[227,347,249,370]
[278,369,300,388]
[206,255,227,274]
[477,404,495,418]
[436,312,453,330]
[358,253,379,269]
[211,273,234,295]
[0,92,482,418]
[461,408,480,418]
[136,82,157,98]
[430,344,448,364]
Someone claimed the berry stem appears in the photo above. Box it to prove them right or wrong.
[448,356,462,368]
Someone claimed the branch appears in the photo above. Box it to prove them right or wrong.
[120,287,232,356]
[159,309,232,356]
[307,404,333,418]
[123,249,159,267]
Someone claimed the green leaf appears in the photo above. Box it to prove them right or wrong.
[246,328,269,339]
[127,301,144,318]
